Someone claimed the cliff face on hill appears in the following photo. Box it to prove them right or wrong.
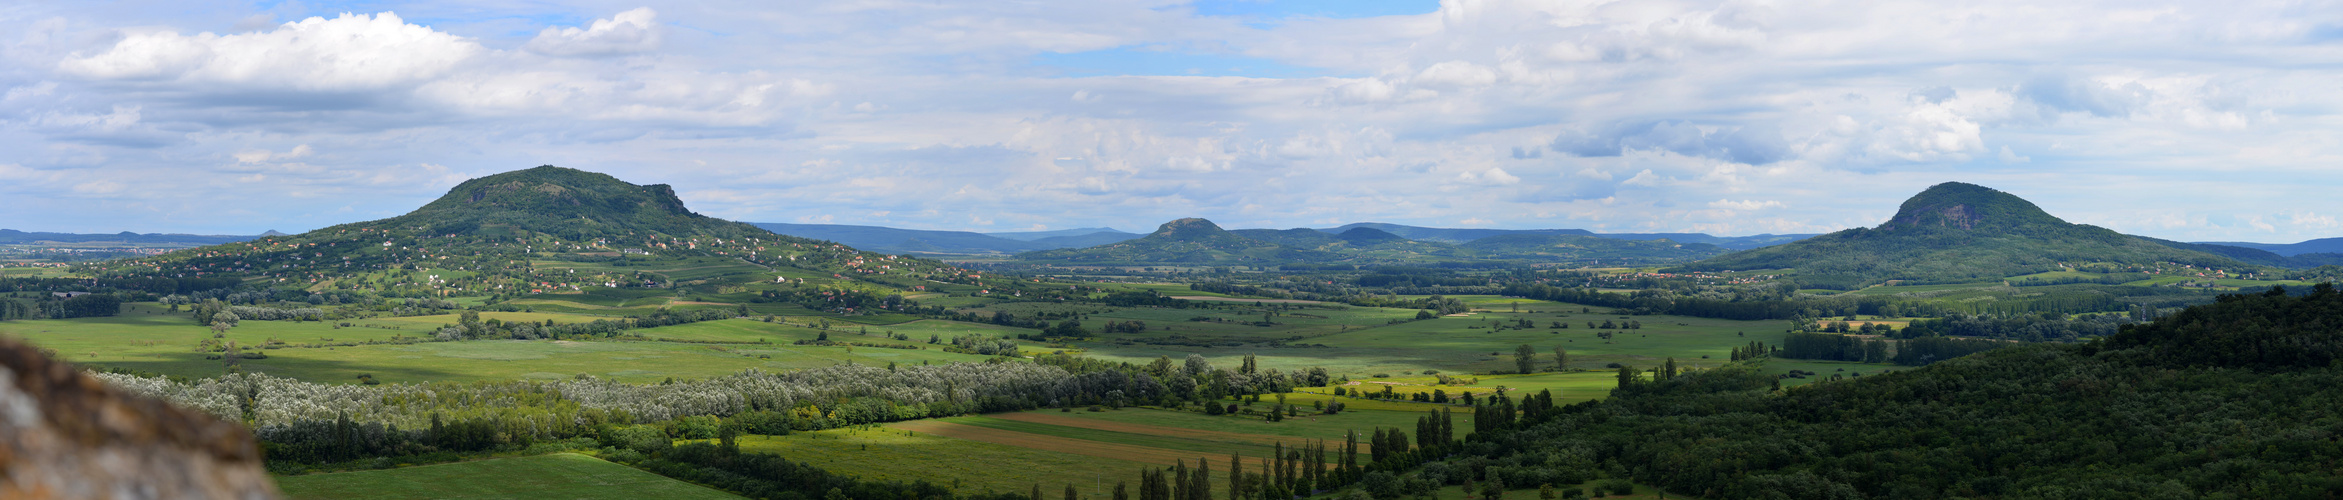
[0,338,278,499]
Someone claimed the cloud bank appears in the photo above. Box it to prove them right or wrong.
[1,0,2340,242]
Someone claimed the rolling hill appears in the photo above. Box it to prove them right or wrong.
[750,223,1046,255]
[0,229,258,246]
[2195,237,2343,256]
[1015,218,1735,266]
[1458,233,1727,264]
[746,224,1142,255]
[78,166,966,297]
[1016,218,1340,264]
[1319,222,1813,250]
[1672,182,2255,289]
[982,227,1138,242]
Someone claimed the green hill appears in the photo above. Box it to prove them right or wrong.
[1016,218,1339,264]
[1018,218,1732,266]
[1234,227,1465,259]
[1673,182,2251,289]
[402,166,765,240]
[1459,233,1726,265]
[79,166,981,301]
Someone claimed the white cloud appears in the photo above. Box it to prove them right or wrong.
[524,8,663,57]
[1708,199,1784,211]
[1412,61,1497,89]
[1997,146,2030,163]
[1621,169,1663,187]
[58,12,479,92]
[235,144,311,164]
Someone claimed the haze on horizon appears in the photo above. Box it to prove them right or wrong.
[2,0,2339,243]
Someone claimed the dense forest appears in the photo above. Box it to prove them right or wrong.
[1424,284,2343,498]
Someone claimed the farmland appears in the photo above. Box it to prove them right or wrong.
[726,426,1157,496]
[273,453,741,500]
[1042,295,1783,377]
[721,407,1471,496]
[0,307,1045,384]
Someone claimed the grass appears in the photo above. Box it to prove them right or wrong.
[938,416,1310,458]
[727,407,1478,499]
[994,407,1460,444]
[273,453,740,500]
[2,311,1031,384]
[1090,303,1773,378]
[729,427,1155,497]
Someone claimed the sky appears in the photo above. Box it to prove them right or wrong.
[3,0,2342,242]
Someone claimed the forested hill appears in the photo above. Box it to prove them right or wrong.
[1450,284,2343,498]
[74,166,947,289]
[1014,218,1730,266]
[396,165,769,240]
[1671,182,2251,289]
[1015,218,1337,264]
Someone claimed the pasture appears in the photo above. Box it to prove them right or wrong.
[1055,297,1784,379]
[727,426,1156,497]
[1,311,1039,384]
[273,453,740,500]
[732,407,1472,497]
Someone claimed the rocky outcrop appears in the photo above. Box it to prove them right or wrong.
[0,338,278,499]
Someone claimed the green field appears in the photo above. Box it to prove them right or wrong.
[727,426,1156,496]
[738,406,1472,497]
[1051,297,1782,379]
[274,453,740,500]
[996,406,1462,444]
[1,311,1042,384]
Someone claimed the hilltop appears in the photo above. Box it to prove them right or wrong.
[389,166,767,240]
[1017,218,1338,264]
[1673,182,2252,288]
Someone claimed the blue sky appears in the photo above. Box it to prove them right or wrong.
[4,0,2343,242]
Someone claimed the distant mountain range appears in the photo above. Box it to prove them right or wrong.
[1014,218,1734,266]
[1322,223,1813,250]
[750,221,1820,256]
[0,229,260,246]
[19,171,2342,274]
[2193,238,2343,257]
[745,223,1142,255]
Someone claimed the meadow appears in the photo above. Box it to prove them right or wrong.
[273,453,740,500]
[11,289,1848,499]
[0,307,1045,384]
[1052,296,1784,380]
[726,425,1158,496]
[725,406,1470,497]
